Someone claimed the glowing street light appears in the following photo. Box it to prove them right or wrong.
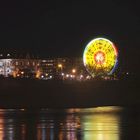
[58,64,63,68]
[66,74,69,78]
[61,73,64,76]
[36,70,41,78]
[58,63,63,78]
[72,68,76,74]
[21,71,24,75]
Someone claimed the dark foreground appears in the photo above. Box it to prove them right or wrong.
[0,78,139,108]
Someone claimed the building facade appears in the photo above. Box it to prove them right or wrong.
[0,55,88,80]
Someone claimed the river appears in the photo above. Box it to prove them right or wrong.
[0,106,139,140]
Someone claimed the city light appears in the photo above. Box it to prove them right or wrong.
[21,71,24,75]
[36,70,41,78]
[66,74,69,78]
[72,69,76,74]
[58,64,63,68]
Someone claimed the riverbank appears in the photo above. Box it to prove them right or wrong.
[0,78,139,108]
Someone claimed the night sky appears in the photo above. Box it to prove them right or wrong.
[0,0,139,72]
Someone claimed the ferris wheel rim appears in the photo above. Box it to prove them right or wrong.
[83,37,118,76]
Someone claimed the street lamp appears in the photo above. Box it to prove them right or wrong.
[72,68,76,74]
[58,64,62,69]
[58,64,63,79]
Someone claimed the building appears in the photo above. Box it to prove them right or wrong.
[0,59,13,77]
[0,54,88,80]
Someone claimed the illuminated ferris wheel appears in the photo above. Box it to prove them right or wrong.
[83,38,118,77]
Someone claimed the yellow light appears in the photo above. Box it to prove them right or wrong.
[12,71,17,78]
[72,69,76,73]
[58,64,62,68]
[36,70,41,78]
[82,106,121,140]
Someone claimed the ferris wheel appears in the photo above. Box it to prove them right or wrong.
[83,37,118,77]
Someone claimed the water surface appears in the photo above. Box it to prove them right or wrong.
[0,106,140,140]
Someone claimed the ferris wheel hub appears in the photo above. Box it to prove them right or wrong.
[94,51,105,65]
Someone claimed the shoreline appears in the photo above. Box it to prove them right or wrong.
[0,78,139,109]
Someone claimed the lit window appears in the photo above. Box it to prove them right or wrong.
[16,62,18,65]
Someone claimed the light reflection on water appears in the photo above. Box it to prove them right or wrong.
[0,106,139,140]
[82,112,120,140]
[0,109,26,140]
